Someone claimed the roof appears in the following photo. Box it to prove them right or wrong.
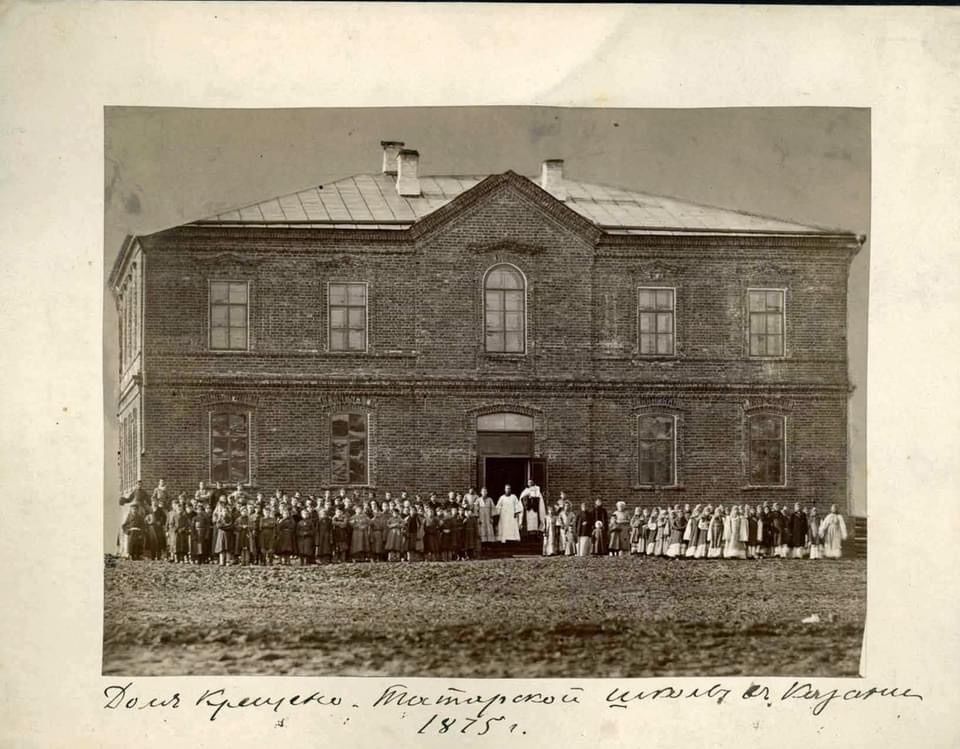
[193,172,841,235]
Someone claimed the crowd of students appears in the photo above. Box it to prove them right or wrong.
[117,478,849,565]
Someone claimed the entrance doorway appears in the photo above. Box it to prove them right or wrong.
[483,457,529,499]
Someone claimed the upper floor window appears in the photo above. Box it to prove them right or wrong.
[748,289,785,357]
[484,264,526,353]
[331,413,368,485]
[638,287,675,356]
[638,414,676,486]
[328,282,367,352]
[209,281,249,351]
[210,411,249,483]
[748,413,785,485]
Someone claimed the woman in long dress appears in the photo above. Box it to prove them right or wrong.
[683,505,700,558]
[706,508,725,559]
[722,506,748,559]
[494,487,523,542]
[807,507,822,560]
[475,488,496,543]
[608,501,630,556]
[666,509,686,558]
[543,507,559,556]
[819,504,848,559]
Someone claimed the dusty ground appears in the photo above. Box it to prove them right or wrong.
[103,555,865,677]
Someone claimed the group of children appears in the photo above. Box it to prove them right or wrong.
[119,479,850,565]
[120,482,488,566]
[541,500,849,560]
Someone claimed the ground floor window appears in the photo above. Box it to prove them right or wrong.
[638,414,675,486]
[211,411,249,483]
[748,413,786,485]
[120,408,138,491]
[331,412,368,485]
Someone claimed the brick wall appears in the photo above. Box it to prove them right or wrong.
[129,177,856,511]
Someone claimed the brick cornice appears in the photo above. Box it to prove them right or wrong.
[148,376,852,396]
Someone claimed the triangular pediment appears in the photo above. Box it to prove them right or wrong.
[409,171,604,244]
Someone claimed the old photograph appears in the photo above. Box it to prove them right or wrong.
[103,106,868,677]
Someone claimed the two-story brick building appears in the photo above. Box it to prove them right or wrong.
[109,141,863,510]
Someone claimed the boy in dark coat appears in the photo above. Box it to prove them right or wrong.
[122,501,146,560]
[192,505,212,564]
[258,507,277,565]
[275,507,297,565]
[315,508,333,563]
[297,509,316,565]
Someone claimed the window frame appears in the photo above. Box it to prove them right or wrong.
[208,279,251,352]
[636,412,678,488]
[746,287,787,359]
[636,286,677,358]
[482,263,528,355]
[745,412,788,487]
[330,411,370,486]
[208,409,252,485]
[326,281,370,354]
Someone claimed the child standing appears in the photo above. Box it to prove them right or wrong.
[259,507,277,565]
[591,520,605,555]
[385,509,404,562]
[807,507,822,560]
[297,508,316,565]
[234,506,252,565]
[315,508,333,563]
[214,506,234,566]
[543,505,558,556]
[275,507,297,565]
[608,502,630,557]
[332,508,351,563]
[350,506,370,562]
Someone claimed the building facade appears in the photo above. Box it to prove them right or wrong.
[109,143,863,510]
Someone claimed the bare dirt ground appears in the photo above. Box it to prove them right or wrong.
[103,555,865,677]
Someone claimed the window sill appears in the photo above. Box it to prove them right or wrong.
[633,484,685,491]
[480,353,529,361]
[740,485,791,491]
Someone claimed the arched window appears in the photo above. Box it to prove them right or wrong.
[638,414,676,486]
[747,413,786,485]
[484,264,526,353]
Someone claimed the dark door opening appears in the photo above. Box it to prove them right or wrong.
[483,457,528,499]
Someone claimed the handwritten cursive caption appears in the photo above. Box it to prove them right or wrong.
[102,680,923,733]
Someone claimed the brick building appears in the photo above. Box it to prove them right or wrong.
[109,141,863,511]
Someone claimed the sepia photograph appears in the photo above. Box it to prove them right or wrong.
[103,106,869,678]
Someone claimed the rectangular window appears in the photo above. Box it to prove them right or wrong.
[638,414,675,486]
[211,412,249,483]
[328,283,367,352]
[748,414,785,485]
[638,288,675,356]
[331,413,368,484]
[748,289,785,357]
[209,281,249,351]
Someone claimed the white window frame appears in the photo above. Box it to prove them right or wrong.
[326,281,370,354]
[637,286,677,357]
[746,287,787,359]
[208,409,253,486]
[745,412,788,488]
[636,412,679,488]
[330,411,371,486]
[208,279,251,352]
[482,263,528,355]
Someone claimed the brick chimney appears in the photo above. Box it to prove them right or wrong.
[381,140,405,175]
[540,159,566,201]
[396,148,421,197]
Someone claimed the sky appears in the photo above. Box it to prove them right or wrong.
[103,106,869,548]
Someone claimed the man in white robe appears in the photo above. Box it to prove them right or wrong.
[519,480,545,534]
[494,484,523,542]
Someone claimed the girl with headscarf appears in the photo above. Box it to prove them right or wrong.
[723,506,748,559]
[608,501,630,556]
[666,509,686,558]
[807,507,822,560]
[706,507,725,559]
[684,505,701,558]
[629,507,644,556]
